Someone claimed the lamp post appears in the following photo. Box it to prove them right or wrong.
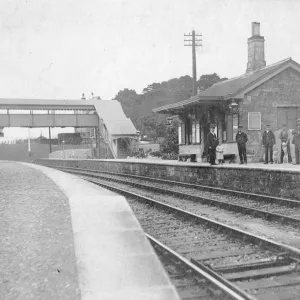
[228,99,239,115]
[228,99,239,141]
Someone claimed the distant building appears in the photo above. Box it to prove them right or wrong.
[154,22,300,162]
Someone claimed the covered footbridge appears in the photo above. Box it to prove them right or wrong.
[0,98,138,159]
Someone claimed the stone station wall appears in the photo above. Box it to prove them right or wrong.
[35,159,300,201]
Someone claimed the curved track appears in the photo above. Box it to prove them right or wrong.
[56,167,300,227]
[55,167,300,300]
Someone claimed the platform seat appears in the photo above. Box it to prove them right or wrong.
[178,153,197,162]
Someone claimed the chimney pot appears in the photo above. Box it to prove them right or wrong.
[247,22,266,73]
[252,22,260,36]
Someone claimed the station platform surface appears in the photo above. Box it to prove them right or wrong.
[0,161,179,300]
[112,158,300,173]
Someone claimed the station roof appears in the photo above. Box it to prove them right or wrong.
[153,57,300,114]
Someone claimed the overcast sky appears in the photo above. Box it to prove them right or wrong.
[1,0,300,138]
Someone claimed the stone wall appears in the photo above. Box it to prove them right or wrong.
[240,68,300,161]
[35,159,300,200]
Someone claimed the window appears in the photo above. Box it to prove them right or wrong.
[192,122,196,143]
[187,119,193,144]
[178,120,201,145]
[226,114,233,141]
[195,122,200,143]
[232,114,239,140]
[178,123,185,145]
[178,125,181,144]
[226,113,239,141]
[248,112,261,130]
[277,107,298,130]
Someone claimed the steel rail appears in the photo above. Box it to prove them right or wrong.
[56,167,300,227]
[147,234,257,300]
[79,174,300,262]
[55,166,300,207]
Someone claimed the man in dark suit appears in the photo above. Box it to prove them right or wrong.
[235,125,248,164]
[262,124,275,164]
[207,124,218,165]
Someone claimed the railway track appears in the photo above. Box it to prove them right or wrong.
[54,166,300,299]
[148,234,252,300]
[54,167,300,248]
[54,166,300,227]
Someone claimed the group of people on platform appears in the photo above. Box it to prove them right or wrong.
[207,123,300,166]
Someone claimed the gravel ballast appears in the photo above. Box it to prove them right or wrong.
[80,173,300,248]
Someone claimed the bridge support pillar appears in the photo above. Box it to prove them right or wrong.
[95,126,100,159]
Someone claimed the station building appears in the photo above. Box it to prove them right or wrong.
[154,23,300,162]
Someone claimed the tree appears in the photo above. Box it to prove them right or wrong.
[114,89,140,122]
[116,73,227,143]
[114,88,137,102]
[197,73,228,92]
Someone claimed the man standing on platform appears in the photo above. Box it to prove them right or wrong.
[279,124,292,163]
[207,124,218,165]
[292,128,300,165]
[236,125,248,164]
[262,124,275,164]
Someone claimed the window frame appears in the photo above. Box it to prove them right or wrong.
[248,112,261,131]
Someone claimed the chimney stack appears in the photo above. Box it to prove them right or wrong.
[246,22,266,73]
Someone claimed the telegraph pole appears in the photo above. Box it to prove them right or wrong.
[184,30,202,96]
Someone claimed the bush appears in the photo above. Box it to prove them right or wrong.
[161,153,178,160]
[149,150,162,157]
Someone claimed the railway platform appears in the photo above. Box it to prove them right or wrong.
[35,158,300,201]
[0,161,179,300]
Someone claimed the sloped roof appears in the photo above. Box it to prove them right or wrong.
[104,119,137,136]
[154,57,300,113]
[198,57,294,98]
[93,101,137,136]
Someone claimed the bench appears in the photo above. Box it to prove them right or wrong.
[178,154,197,162]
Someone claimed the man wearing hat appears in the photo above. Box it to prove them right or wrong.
[235,125,248,164]
[292,127,300,165]
[262,124,275,164]
[207,124,218,165]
